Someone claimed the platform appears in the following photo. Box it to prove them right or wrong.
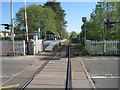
[44,40,60,52]
[44,39,67,52]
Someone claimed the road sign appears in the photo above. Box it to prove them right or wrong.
[1,24,10,30]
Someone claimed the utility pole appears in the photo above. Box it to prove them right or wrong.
[103,2,109,55]
[10,0,15,55]
[24,0,29,41]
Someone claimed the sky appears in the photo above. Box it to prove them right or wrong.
[1,1,98,33]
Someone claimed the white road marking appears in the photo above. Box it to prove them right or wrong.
[84,58,118,61]
[91,74,120,79]
[92,76,120,79]
[0,75,9,78]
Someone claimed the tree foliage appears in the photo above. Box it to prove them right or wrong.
[15,3,68,38]
[44,1,68,38]
[70,31,77,39]
[80,2,120,41]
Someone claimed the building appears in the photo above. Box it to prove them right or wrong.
[0,31,11,37]
[46,31,56,40]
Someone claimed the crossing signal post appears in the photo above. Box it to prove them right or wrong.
[104,19,116,29]
[103,19,117,55]
[82,17,87,41]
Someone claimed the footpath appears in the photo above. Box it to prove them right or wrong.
[26,57,96,89]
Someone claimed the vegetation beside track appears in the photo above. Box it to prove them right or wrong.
[70,42,88,57]
[38,40,69,57]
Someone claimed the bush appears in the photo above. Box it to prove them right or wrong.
[1,37,11,41]
[15,36,25,40]
[72,42,86,52]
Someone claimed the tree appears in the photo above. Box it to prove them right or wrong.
[15,3,68,39]
[44,2,68,38]
[80,2,119,41]
[70,31,77,39]
[15,4,58,36]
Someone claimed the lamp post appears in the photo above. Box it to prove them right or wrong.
[10,0,15,55]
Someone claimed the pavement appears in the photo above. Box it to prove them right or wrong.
[71,57,95,89]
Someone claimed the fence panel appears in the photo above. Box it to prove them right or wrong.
[91,41,104,55]
[0,41,12,55]
[85,40,120,55]
[14,40,25,55]
[0,40,25,56]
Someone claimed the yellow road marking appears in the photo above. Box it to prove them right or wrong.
[0,84,19,89]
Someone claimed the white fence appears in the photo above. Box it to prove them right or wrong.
[85,40,120,55]
[0,40,25,55]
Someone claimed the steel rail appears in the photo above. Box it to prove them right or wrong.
[66,43,72,90]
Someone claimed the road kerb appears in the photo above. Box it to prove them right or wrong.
[80,58,97,90]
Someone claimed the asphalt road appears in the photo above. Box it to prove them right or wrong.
[81,56,119,89]
[1,56,42,86]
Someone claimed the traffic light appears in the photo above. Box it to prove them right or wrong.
[105,19,116,29]
[82,17,87,23]
[1,24,10,30]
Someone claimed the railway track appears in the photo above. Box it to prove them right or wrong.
[16,44,70,90]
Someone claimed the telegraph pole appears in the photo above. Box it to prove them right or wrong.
[10,0,15,55]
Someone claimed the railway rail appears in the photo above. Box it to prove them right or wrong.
[66,43,72,90]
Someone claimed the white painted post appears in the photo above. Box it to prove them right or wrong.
[23,40,25,55]
[103,40,106,55]
[33,41,36,56]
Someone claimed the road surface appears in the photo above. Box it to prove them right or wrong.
[1,56,42,86]
[81,56,119,89]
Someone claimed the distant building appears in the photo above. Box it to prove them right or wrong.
[0,31,12,37]
[46,31,56,40]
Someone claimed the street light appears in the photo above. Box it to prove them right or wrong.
[10,0,15,55]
